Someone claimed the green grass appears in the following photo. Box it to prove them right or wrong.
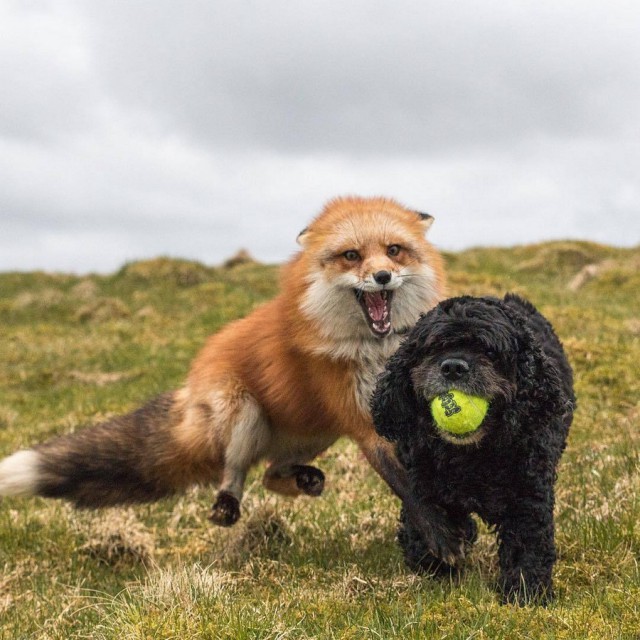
[0,243,639,639]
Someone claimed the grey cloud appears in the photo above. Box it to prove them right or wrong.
[73,1,640,154]
[0,3,100,143]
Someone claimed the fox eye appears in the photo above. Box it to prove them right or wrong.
[387,244,402,257]
[343,250,360,261]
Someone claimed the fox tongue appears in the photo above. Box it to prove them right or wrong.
[364,291,386,322]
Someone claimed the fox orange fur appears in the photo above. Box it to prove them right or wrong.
[0,196,446,531]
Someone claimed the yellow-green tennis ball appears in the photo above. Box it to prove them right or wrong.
[430,391,489,435]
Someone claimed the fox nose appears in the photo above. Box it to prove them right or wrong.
[441,358,470,381]
[373,270,392,285]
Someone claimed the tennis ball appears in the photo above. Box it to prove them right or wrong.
[430,390,489,435]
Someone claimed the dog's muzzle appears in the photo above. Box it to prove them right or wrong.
[440,358,470,382]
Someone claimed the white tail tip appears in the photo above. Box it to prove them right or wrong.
[0,450,40,496]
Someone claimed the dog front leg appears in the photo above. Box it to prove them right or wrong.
[356,433,466,565]
[399,506,477,575]
[497,494,556,605]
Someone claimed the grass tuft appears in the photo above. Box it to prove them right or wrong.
[76,508,156,568]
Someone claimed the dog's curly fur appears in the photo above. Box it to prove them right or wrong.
[372,294,575,604]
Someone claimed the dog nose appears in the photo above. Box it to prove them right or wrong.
[374,270,392,285]
[440,358,470,381]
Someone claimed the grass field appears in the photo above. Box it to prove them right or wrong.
[0,241,639,639]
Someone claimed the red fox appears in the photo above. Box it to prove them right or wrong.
[0,196,446,531]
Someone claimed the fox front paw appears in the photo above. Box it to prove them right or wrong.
[209,491,241,527]
[294,465,325,496]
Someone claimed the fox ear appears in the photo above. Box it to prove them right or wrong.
[416,211,434,232]
[296,227,310,246]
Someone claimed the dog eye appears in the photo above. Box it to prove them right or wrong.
[485,349,498,360]
[343,250,361,261]
[387,244,402,257]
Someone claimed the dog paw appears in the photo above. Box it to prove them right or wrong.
[400,535,458,577]
[399,505,466,568]
[420,507,467,564]
[407,552,458,577]
[209,491,241,527]
[294,465,325,497]
[429,523,466,566]
[500,580,553,607]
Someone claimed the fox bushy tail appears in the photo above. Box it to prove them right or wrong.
[0,392,205,508]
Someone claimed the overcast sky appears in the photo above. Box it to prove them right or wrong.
[1,0,639,273]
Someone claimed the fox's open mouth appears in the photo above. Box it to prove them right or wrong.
[354,289,393,337]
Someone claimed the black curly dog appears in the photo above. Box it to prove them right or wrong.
[372,294,575,604]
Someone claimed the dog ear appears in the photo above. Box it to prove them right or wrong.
[503,306,567,437]
[516,334,564,406]
[371,350,421,443]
